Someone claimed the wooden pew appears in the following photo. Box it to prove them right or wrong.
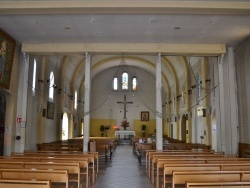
[0,161,83,188]
[0,179,51,188]
[134,143,156,165]
[186,181,250,188]
[11,152,97,185]
[147,151,225,178]
[163,143,211,150]
[0,168,69,188]
[150,154,226,184]
[162,163,250,188]
[24,162,83,188]
[0,157,89,188]
[156,158,250,188]
[146,150,216,171]
[169,171,250,188]
[95,144,112,164]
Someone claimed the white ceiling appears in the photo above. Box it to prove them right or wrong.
[0,0,249,46]
[0,0,250,93]
[0,13,250,46]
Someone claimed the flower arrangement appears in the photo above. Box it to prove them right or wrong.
[121,120,129,130]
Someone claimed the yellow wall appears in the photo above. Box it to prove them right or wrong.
[84,118,171,138]
[90,119,117,137]
[133,119,156,137]
[89,118,167,138]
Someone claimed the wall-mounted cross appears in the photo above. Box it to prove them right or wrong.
[117,95,133,119]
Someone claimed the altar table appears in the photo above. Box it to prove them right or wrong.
[115,131,136,137]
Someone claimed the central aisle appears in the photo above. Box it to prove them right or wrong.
[93,145,153,188]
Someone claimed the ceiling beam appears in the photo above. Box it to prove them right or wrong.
[0,1,250,15]
[22,43,226,56]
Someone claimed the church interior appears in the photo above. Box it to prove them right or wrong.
[0,0,250,187]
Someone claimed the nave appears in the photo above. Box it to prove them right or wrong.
[93,145,152,188]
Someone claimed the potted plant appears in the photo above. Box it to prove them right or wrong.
[141,124,146,137]
[100,125,105,137]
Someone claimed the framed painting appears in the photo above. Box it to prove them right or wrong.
[141,111,149,121]
[47,102,55,119]
[0,29,16,90]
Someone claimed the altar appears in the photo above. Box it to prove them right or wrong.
[115,130,136,137]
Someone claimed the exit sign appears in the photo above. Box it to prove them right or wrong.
[17,118,21,123]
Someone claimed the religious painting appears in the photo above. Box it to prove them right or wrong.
[0,29,16,90]
[47,101,55,119]
[141,111,149,121]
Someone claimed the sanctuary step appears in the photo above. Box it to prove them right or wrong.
[118,138,132,145]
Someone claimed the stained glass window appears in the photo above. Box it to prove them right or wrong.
[132,77,137,91]
[122,72,128,90]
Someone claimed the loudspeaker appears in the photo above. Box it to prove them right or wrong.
[42,109,46,117]
[202,109,206,117]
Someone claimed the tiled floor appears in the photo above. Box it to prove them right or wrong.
[93,145,153,188]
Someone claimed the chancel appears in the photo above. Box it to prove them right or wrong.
[0,1,250,188]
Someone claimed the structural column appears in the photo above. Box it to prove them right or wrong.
[217,48,238,154]
[15,52,29,152]
[83,52,91,152]
[156,53,163,150]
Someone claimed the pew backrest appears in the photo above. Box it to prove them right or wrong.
[0,179,51,188]
[186,181,250,188]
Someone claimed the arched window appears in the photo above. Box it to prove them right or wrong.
[122,72,128,90]
[132,77,137,91]
[113,77,118,91]
[74,91,77,109]
[62,112,69,140]
[32,59,36,93]
[49,72,54,100]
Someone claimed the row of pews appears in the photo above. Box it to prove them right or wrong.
[133,138,211,165]
[0,137,118,188]
[0,151,96,188]
[37,137,118,164]
[140,145,250,188]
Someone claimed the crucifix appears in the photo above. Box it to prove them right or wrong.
[117,95,133,119]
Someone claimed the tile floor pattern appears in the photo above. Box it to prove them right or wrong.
[93,145,153,188]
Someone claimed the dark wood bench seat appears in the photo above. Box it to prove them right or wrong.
[186,181,250,188]
[0,168,70,188]
[169,170,250,188]
[0,179,51,188]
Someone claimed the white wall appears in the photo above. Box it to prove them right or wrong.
[91,66,156,130]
